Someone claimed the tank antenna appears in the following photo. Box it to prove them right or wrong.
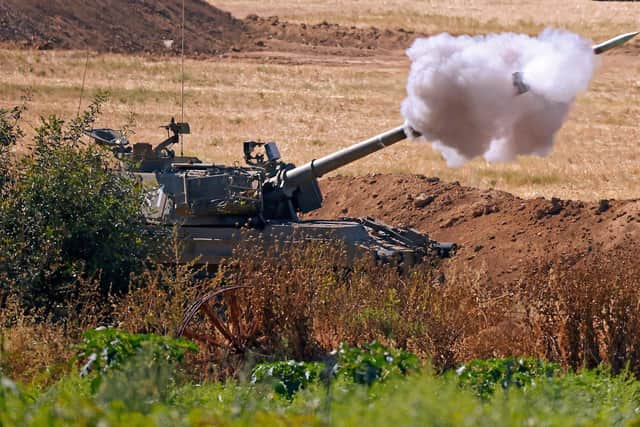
[77,50,90,117]
[180,0,186,156]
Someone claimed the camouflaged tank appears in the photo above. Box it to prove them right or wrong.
[86,119,454,270]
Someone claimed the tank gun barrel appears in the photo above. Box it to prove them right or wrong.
[282,125,411,188]
[263,125,419,218]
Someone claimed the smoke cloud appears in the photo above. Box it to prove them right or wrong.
[401,29,596,166]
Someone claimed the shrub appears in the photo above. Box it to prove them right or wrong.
[334,341,420,386]
[454,357,560,399]
[251,360,324,399]
[76,327,198,378]
[0,94,158,314]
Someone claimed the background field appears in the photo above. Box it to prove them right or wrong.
[215,0,640,40]
[1,0,639,202]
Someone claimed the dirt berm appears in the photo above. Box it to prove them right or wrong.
[306,175,640,283]
[0,0,246,54]
[0,0,414,56]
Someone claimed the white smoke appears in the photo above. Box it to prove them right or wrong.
[401,29,596,166]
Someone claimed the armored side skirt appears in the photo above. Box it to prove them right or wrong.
[173,218,454,269]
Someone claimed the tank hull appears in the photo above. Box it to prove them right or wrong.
[175,217,453,268]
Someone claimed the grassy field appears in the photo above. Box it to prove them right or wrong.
[214,0,640,40]
[3,356,640,427]
[1,1,639,202]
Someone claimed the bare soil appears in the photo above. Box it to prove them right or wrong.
[306,175,640,283]
[0,0,414,56]
[0,0,245,55]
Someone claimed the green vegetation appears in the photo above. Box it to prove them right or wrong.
[252,360,325,399]
[0,95,158,315]
[454,357,560,400]
[76,328,197,387]
[2,338,640,426]
[333,341,420,385]
[250,342,419,399]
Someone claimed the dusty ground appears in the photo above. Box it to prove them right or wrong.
[0,0,414,56]
[307,174,640,284]
[215,0,640,41]
[0,0,245,55]
[1,1,639,282]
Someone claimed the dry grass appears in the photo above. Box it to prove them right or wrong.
[1,1,639,202]
[0,284,103,386]
[214,242,502,370]
[4,242,640,382]
[207,244,640,374]
[1,46,638,201]
[214,0,639,40]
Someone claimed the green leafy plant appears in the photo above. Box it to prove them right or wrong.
[96,345,181,413]
[334,341,420,386]
[0,103,24,191]
[251,342,419,398]
[76,327,198,378]
[454,357,560,399]
[0,94,159,314]
[251,360,324,399]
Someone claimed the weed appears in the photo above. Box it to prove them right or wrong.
[454,357,560,399]
[334,341,420,385]
[76,328,197,376]
[252,360,324,399]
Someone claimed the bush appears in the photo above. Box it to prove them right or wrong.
[0,94,158,314]
[334,341,420,386]
[251,360,324,399]
[76,327,198,377]
[251,342,419,399]
[454,357,559,399]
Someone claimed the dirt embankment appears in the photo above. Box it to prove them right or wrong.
[306,175,640,283]
[3,1,636,58]
[0,0,414,56]
[0,0,246,55]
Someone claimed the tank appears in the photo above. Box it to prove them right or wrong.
[86,119,453,270]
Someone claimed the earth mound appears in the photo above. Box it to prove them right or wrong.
[0,0,414,56]
[0,0,246,55]
[306,174,640,282]
[244,15,414,55]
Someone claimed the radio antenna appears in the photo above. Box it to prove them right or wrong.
[180,0,185,156]
[77,51,90,117]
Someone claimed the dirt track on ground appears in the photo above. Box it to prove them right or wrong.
[307,175,640,283]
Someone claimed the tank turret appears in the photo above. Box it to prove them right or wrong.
[263,125,414,219]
